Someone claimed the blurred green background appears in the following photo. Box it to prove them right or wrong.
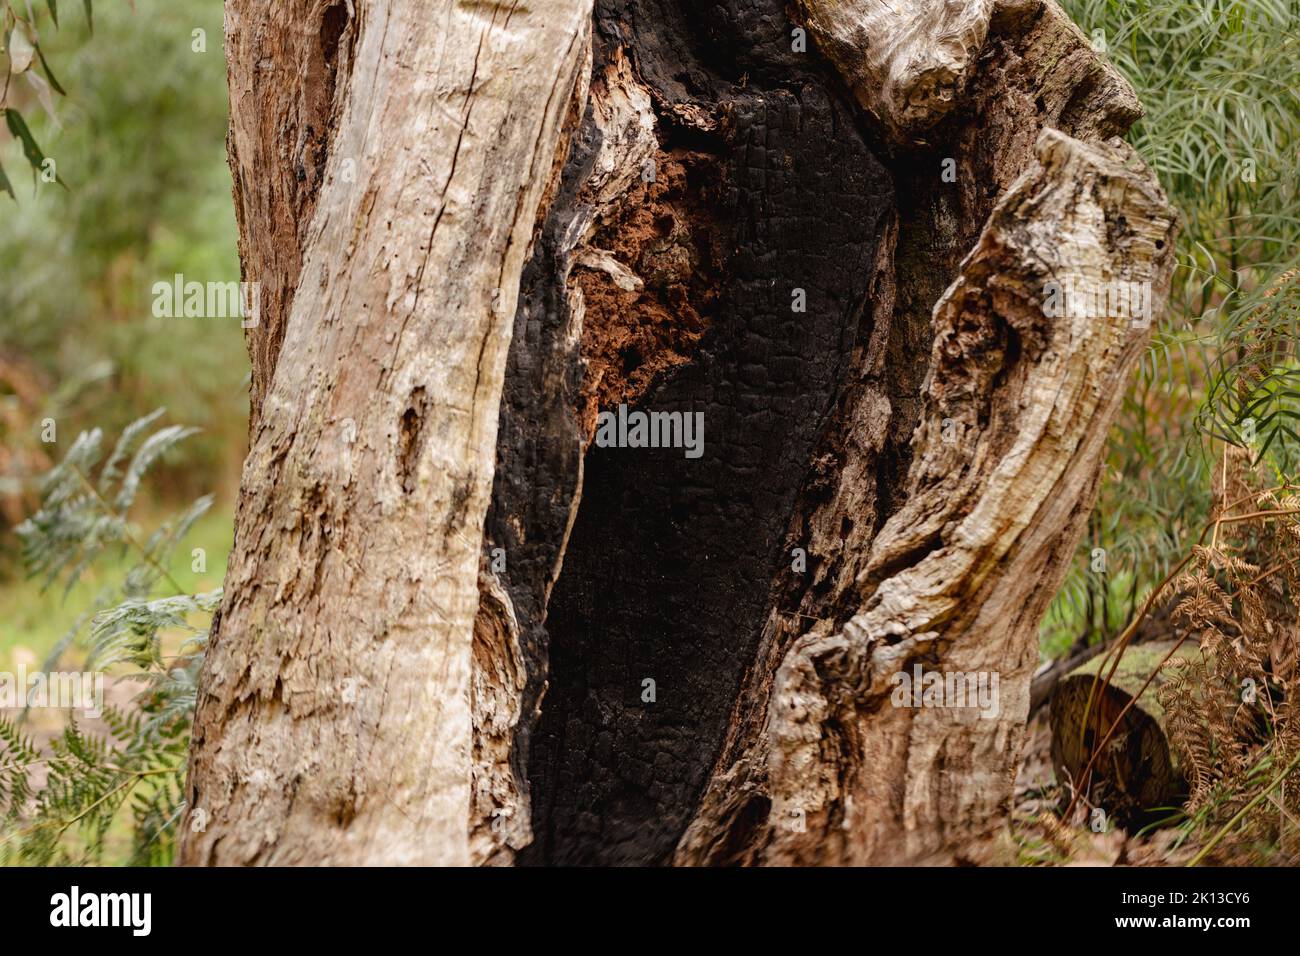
[0,0,245,660]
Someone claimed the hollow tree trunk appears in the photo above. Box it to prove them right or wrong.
[181,0,1176,866]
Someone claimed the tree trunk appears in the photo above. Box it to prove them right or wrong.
[181,0,1177,866]
[179,0,593,866]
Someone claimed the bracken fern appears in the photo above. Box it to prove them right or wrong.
[0,411,217,866]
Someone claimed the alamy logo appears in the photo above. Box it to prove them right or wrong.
[890,664,1000,719]
[49,886,151,936]
[1043,276,1153,329]
[594,403,705,459]
[151,274,260,327]
[0,665,102,717]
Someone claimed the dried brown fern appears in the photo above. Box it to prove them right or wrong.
[1158,446,1300,862]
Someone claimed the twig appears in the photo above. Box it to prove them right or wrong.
[68,463,186,594]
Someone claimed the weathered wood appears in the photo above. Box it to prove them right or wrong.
[671,0,1174,865]
[187,0,1178,867]
[677,129,1177,865]
[180,0,593,866]
[794,0,997,143]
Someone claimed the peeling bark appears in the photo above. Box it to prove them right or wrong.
[181,0,593,866]
[223,0,359,421]
[189,0,1177,867]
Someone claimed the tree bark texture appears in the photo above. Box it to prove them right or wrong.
[182,0,1177,866]
[181,0,592,865]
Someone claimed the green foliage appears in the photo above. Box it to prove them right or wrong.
[0,0,77,193]
[4,107,58,186]
[0,0,246,502]
[1047,0,1300,651]
[17,407,203,594]
[1,413,216,866]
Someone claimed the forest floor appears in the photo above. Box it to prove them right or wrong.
[1012,710,1198,866]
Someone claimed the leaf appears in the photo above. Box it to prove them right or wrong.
[48,0,59,28]
[113,424,199,511]
[25,73,61,131]
[100,408,166,494]
[82,0,92,34]
[0,158,13,201]
[4,108,49,177]
[7,25,36,74]
[90,591,221,670]
[36,42,65,96]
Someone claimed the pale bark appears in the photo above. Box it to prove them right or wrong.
[180,0,592,865]
[186,0,1178,867]
[678,129,1177,865]
[794,0,997,142]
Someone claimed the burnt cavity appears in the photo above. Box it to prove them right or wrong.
[485,0,894,865]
